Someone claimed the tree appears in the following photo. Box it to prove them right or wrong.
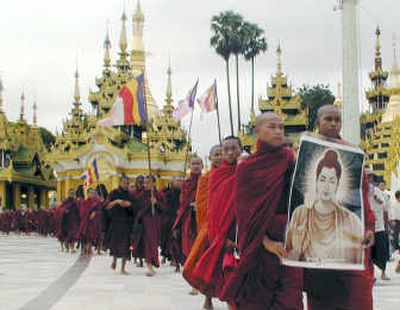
[243,23,267,117]
[39,127,56,150]
[298,84,335,131]
[210,11,243,136]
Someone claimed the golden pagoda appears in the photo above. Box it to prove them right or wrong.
[365,53,400,187]
[0,80,55,210]
[258,43,308,134]
[47,3,188,201]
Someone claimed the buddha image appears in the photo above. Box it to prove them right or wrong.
[286,149,363,265]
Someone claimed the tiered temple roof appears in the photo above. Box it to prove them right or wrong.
[258,43,308,133]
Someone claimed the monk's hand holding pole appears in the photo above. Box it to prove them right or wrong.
[262,235,287,259]
[363,230,375,248]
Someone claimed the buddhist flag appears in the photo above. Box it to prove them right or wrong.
[98,73,146,127]
[197,80,218,113]
[173,79,199,122]
[87,158,100,185]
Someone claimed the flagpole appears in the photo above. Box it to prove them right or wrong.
[214,80,222,144]
[183,107,194,177]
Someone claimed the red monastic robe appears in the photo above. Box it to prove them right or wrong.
[172,173,201,258]
[189,161,237,297]
[304,136,376,310]
[79,197,102,243]
[220,140,303,310]
[61,197,80,243]
[133,190,165,267]
[54,206,65,241]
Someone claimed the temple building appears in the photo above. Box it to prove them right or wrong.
[47,2,188,202]
[365,54,400,187]
[241,43,308,152]
[0,79,56,210]
[361,26,391,137]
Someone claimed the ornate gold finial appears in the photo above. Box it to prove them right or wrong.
[166,58,173,105]
[20,90,25,120]
[103,21,112,70]
[276,41,282,75]
[391,35,400,90]
[33,100,37,126]
[74,67,81,104]
[375,25,381,59]
[0,76,3,112]
[132,0,145,52]
[119,10,128,53]
[334,82,343,108]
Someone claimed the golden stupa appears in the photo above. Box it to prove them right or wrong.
[47,1,188,202]
[0,80,56,210]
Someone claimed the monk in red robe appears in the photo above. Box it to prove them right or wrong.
[220,112,304,310]
[183,144,222,309]
[133,175,166,276]
[54,204,66,251]
[302,105,375,310]
[79,189,103,255]
[61,189,80,253]
[24,208,36,235]
[130,175,145,267]
[105,175,136,275]
[172,156,203,262]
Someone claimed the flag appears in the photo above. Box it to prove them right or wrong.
[98,73,146,127]
[86,158,100,186]
[197,80,218,113]
[173,79,199,122]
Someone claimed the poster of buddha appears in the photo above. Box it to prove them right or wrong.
[284,135,365,270]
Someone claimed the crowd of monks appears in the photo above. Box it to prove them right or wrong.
[0,105,378,310]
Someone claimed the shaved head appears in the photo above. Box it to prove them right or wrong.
[316,104,342,138]
[316,105,341,124]
[255,112,283,129]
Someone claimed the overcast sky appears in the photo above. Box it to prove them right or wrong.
[0,0,399,157]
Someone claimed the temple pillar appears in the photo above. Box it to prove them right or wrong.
[56,181,62,203]
[65,178,71,199]
[28,186,35,209]
[13,183,21,210]
[40,189,48,208]
[0,181,6,210]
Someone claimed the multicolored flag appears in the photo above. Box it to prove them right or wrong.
[197,80,218,113]
[173,79,199,122]
[98,73,146,127]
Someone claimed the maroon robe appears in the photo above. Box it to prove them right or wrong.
[133,190,166,267]
[303,136,376,310]
[104,188,136,259]
[189,161,237,297]
[172,173,201,258]
[61,197,80,243]
[79,197,102,243]
[220,140,303,310]
[54,206,65,241]
[85,198,104,245]
[36,208,49,236]
[24,210,36,234]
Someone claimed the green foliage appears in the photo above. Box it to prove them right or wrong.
[243,22,268,61]
[298,85,335,130]
[39,127,56,150]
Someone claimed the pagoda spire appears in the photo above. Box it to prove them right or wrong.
[131,0,146,71]
[276,42,283,76]
[334,82,343,108]
[103,22,112,71]
[19,91,25,120]
[0,77,3,112]
[374,25,382,69]
[390,38,400,90]
[33,100,37,126]
[165,59,173,106]
[117,9,130,71]
[382,44,400,123]
[73,67,80,104]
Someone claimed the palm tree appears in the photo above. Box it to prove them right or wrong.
[244,23,267,117]
[210,11,243,136]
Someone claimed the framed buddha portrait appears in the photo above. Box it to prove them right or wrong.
[284,135,365,270]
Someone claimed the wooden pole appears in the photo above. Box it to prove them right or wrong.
[183,108,195,177]
[214,80,222,144]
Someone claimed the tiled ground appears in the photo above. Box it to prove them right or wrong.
[1,234,400,310]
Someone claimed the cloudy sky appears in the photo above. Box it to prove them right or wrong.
[0,0,399,157]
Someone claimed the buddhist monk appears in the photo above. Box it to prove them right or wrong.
[183,144,222,309]
[61,189,80,253]
[133,175,166,276]
[54,203,66,251]
[302,105,375,310]
[163,178,184,271]
[104,175,136,275]
[79,188,103,255]
[172,156,203,260]
[130,175,145,267]
[220,112,304,310]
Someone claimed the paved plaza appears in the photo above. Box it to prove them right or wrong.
[0,235,399,310]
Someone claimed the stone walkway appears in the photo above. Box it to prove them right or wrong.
[0,235,399,309]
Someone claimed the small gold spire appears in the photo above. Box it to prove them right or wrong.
[33,100,37,126]
[391,37,400,90]
[375,25,381,59]
[276,41,282,75]
[74,68,80,104]
[119,10,128,53]
[132,0,145,52]
[165,59,173,105]
[20,91,25,120]
[334,82,343,108]
[103,22,112,69]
